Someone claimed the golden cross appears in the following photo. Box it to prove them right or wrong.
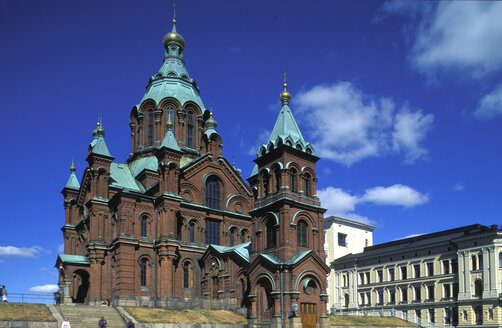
[282,71,288,84]
[173,2,177,20]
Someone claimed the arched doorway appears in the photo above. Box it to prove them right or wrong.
[72,269,89,303]
[256,277,273,324]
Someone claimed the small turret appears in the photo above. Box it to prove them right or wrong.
[64,158,80,190]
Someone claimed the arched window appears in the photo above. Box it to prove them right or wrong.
[140,258,148,286]
[206,176,220,210]
[147,110,154,147]
[344,294,349,307]
[189,222,195,243]
[297,220,308,247]
[241,230,246,243]
[183,261,190,289]
[141,216,148,238]
[167,107,174,131]
[266,218,276,249]
[304,173,311,196]
[274,169,281,193]
[187,111,194,149]
[262,172,269,196]
[290,169,297,192]
[230,228,235,246]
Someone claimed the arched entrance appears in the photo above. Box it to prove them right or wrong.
[72,269,89,303]
[256,277,273,324]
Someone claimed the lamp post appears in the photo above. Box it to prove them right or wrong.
[291,302,299,317]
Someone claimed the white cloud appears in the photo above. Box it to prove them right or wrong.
[295,82,433,166]
[381,1,502,78]
[318,184,428,224]
[452,183,465,192]
[247,129,271,156]
[362,184,429,207]
[40,267,59,277]
[396,233,424,240]
[29,284,59,293]
[58,244,65,253]
[0,246,48,258]
[474,84,502,120]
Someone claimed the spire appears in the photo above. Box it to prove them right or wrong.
[89,120,112,158]
[64,157,80,190]
[162,2,185,52]
[257,75,315,158]
[160,115,181,151]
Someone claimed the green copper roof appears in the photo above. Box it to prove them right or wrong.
[57,254,90,265]
[210,242,251,263]
[65,171,80,190]
[250,164,258,177]
[160,127,181,151]
[129,156,158,177]
[257,92,314,158]
[89,123,113,158]
[260,250,311,265]
[109,163,145,192]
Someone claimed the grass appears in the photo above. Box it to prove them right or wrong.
[0,303,56,322]
[329,315,418,327]
[124,307,247,324]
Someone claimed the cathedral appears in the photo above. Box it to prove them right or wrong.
[56,15,330,328]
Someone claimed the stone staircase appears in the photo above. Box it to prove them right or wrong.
[56,305,127,328]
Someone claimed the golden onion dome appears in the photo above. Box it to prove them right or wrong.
[163,19,185,51]
[280,82,291,103]
[205,112,218,130]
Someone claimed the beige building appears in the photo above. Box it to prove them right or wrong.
[324,216,377,313]
[332,224,502,327]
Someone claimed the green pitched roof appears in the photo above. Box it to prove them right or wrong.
[260,250,311,265]
[91,136,112,157]
[109,163,145,192]
[57,254,90,265]
[160,128,181,151]
[210,242,251,263]
[129,156,158,177]
[65,171,80,190]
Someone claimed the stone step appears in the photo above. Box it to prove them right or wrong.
[56,305,126,328]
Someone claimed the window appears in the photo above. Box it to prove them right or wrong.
[290,169,297,192]
[427,262,434,276]
[479,255,483,270]
[205,220,220,245]
[274,169,281,193]
[475,306,483,325]
[453,283,459,298]
[344,294,349,307]
[451,259,458,273]
[472,255,477,270]
[304,173,311,196]
[401,288,408,302]
[359,273,365,285]
[414,264,420,278]
[359,293,364,305]
[389,289,396,303]
[167,107,174,131]
[377,269,383,283]
[141,216,148,238]
[297,220,308,247]
[338,233,347,247]
[443,260,450,274]
[140,258,148,286]
[189,222,195,243]
[443,284,451,299]
[388,268,395,281]
[147,110,154,147]
[183,262,190,289]
[427,285,434,300]
[230,228,235,246]
[206,176,220,210]
[366,292,371,305]
[474,279,482,297]
[415,309,421,320]
[266,218,276,249]
[186,111,194,149]
[176,217,183,241]
[429,309,435,323]
[499,252,502,268]
[401,266,407,280]
[377,290,384,305]
[241,230,246,243]
[365,239,368,247]
[365,272,370,285]
[445,308,451,324]
[414,286,421,301]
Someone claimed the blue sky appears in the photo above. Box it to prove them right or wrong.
[1,0,501,298]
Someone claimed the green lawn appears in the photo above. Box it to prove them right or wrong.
[0,303,56,322]
[330,314,418,327]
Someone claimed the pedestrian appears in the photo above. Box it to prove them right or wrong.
[1,285,7,302]
[62,318,71,328]
[54,290,62,304]
[98,316,107,328]
[127,318,135,328]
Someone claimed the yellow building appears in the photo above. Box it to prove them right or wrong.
[332,224,502,327]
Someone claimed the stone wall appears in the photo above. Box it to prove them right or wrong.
[0,322,58,328]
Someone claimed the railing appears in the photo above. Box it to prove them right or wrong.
[335,308,455,328]
[7,292,56,304]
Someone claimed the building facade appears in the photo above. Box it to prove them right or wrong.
[324,216,376,313]
[332,224,502,327]
[55,16,330,328]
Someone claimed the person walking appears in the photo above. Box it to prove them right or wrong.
[127,318,135,328]
[98,316,107,328]
[1,285,7,302]
[61,318,71,328]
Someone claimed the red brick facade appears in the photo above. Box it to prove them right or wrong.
[57,20,329,328]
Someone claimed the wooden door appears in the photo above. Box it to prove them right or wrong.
[212,277,218,298]
[301,303,317,328]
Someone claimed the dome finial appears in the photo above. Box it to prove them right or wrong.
[70,156,76,173]
[172,2,177,26]
[205,104,218,130]
[280,71,291,104]
[166,114,173,130]
[163,2,185,51]
[96,114,105,137]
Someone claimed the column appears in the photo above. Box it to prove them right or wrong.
[457,251,465,297]
[463,251,471,297]
[489,246,499,297]
[482,248,490,297]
